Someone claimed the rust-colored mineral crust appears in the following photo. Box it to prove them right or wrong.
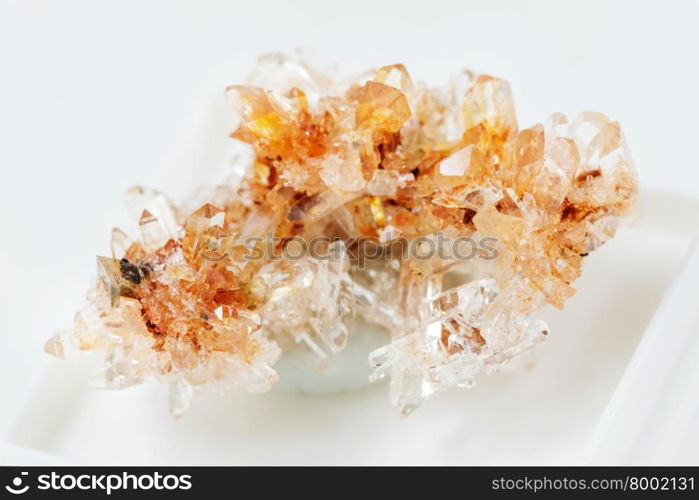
[47,54,637,416]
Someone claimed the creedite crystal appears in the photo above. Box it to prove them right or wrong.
[46,54,637,416]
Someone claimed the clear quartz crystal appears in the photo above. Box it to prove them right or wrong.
[252,241,353,365]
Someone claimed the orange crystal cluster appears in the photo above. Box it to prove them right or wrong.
[46,54,637,415]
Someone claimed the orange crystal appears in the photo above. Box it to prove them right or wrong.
[47,54,637,416]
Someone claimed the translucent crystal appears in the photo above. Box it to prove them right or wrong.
[126,186,180,240]
[356,81,412,133]
[169,378,193,417]
[49,54,637,416]
[375,63,416,102]
[110,227,134,260]
[462,75,517,139]
[182,203,225,263]
[246,53,331,108]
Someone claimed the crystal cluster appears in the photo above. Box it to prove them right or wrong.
[47,54,637,416]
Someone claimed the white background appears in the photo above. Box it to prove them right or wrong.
[1,0,698,462]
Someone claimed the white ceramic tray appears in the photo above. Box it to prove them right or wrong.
[2,187,698,465]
